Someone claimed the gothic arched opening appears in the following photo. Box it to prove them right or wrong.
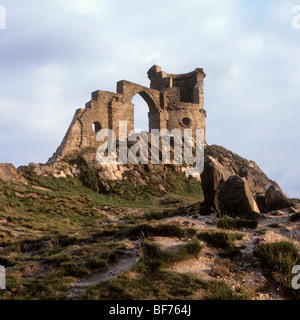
[132,94,148,133]
[132,91,160,133]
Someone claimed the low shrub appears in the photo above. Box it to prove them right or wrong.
[268,223,282,228]
[85,257,107,270]
[218,217,258,230]
[79,166,99,192]
[61,262,89,277]
[141,238,203,269]
[290,212,300,222]
[197,230,243,249]
[125,223,196,239]
[254,241,300,299]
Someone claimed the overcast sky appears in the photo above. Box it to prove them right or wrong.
[0,0,300,197]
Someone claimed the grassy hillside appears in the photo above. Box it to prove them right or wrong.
[0,170,299,301]
[0,171,210,300]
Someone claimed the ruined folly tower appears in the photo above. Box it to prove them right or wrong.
[47,65,206,164]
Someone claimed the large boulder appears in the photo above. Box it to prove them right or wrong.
[205,145,282,195]
[218,175,260,217]
[265,185,292,211]
[200,145,284,214]
[0,163,26,184]
[200,156,231,210]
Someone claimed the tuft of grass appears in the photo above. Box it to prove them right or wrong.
[61,262,90,277]
[140,238,203,269]
[182,238,204,257]
[197,230,243,258]
[145,208,186,221]
[141,239,161,257]
[145,210,170,221]
[125,223,196,239]
[44,253,73,265]
[218,217,258,230]
[208,280,252,300]
[256,229,267,235]
[85,257,107,270]
[145,201,204,221]
[254,241,299,275]
[197,230,243,249]
[290,212,300,222]
[268,223,282,228]
[254,241,300,299]
[164,239,204,265]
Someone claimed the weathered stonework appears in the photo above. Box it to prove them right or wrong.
[47,65,206,164]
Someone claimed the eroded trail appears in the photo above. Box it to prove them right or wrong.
[66,245,140,299]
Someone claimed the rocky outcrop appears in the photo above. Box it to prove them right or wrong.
[0,163,27,184]
[200,145,283,214]
[2,142,288,217]
[201,156,231,210]
[265,185,292,211]
[218,175,260,217]
[18,162,80,180]
[204,145,282,194]
[15,146,179,193]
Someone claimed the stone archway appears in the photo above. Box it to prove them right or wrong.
[117,80,162,131]
[132,93,148,132]
[133,90,160,131]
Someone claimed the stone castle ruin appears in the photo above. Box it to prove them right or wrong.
[1,64,289,217]
[48,65,207,164]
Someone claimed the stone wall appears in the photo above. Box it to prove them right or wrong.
[47,65,207,164]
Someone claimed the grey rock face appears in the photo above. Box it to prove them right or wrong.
[200,156,231,210]
[0,163,26,184]
[200,145,283,214]
[265,185,291,211]
[218,175,260,216]
[204,145,282,195]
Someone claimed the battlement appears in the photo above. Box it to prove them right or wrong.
[147,65,206,103]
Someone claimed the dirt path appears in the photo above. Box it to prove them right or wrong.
[66,245,140,299]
